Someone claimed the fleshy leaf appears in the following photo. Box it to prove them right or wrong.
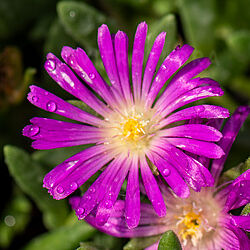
[0,190,31,248]
[158,231,182,250]
[57,1,113,51]
[124,236,161,250]
[241,203,250,215]
[24,221,96,250]
[178,0,215,55]
[4,145,69,229]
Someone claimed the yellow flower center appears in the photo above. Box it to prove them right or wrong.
[179,211,201,242]
[122,117,145,141]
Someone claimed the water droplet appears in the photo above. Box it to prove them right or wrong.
[46,59,56,72]
[86,195,91,200]
[195,105,205,114]
[57,186,64,194]
[77,207,84,214]
[89,187,95,193]
[89,73,95,80]
[69,10,76,18]
[105,200,112,208]
[70,182,78,190]
[161,65,167,70]
[29,125,40,136]
[45,91,48,96]
[163,168,171,177]
[46,101,57,112]
[32,96,38,102]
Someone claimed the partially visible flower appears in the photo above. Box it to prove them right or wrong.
[79,106,250,249]
[23,22,228,228]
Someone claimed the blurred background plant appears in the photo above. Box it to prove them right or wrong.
[1,0,249,249]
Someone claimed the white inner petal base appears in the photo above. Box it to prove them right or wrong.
[100,104,161,154]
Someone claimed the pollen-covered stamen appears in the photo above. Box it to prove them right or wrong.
[121,117,147,141]
[177,210,202,246]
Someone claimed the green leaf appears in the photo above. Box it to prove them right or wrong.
[77,242,99,250]
[0,190,31,248]
[4,145,69,229]
[241,203,250,215]
[226,30,250,62]
[146,14,177,60]
[67,100,102,118]
[44,19,77,57]
[124,236,161,250]
[24,221,96,250]
[57,1,113,51]
[158,231,182,250]
[177,0,216,55]
[223,156,250,180]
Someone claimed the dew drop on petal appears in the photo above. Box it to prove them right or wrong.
[89,187,95,193]
[29,125,40,136]
[32,96,38,102]
[46,101,57,112]
[57,186,64,194]
[89,73,95,80]
[45,59,56,72]
[195,105,205,114]
[70,182,78,190]
[77,207,84,215]
[105,200,112,209]
[163,168,171,177]
[86,195,91,200]
[162,64,167,70]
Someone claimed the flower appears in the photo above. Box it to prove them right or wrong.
[81,106,250,249]
[23,22,229,228]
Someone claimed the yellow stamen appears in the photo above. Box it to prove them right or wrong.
[178,211,201,244]
[122,117,145,141]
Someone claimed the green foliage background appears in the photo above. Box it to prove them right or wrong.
[0,0,249,249]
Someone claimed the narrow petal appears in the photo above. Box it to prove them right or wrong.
[98,24,123,96]
[61,46,117,108]
[27,85,103,126]
[145,44,194,108]
[114,31,133,104]
[165,137,224,159]
[23,119,104,143]
[125,155,140,229]
[155,58,212,110]
[140,155,166,217]
[45,53,109,116]
[43,145,110,190]
[49,153,114,200]
[84,201,167,238]
[230,215,250,231]
[158,105,229,129]
[151,140,214,189]
[211,106,250,184]
[132,22,147,102]
[74,155,126,219]
[95,158,130,226]
[147,151,190,198]
[141,32,166,100]
[157,84,224,119]
[223,223,250,250]
[159,124,222,142]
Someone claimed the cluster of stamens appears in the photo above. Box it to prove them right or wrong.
[102,106,159,152]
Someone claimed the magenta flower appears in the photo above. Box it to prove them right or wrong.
[23,22,228,228]
[80,106,250,249]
